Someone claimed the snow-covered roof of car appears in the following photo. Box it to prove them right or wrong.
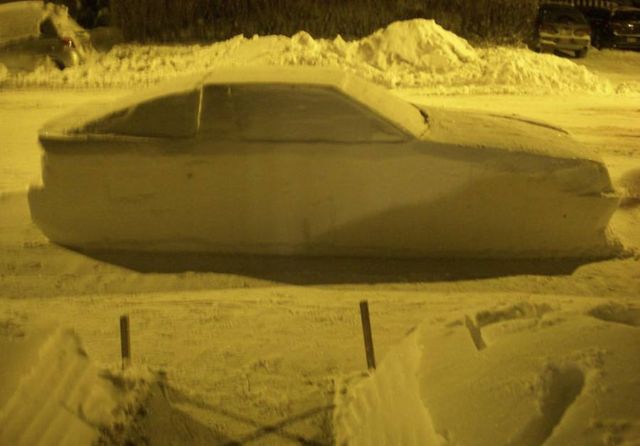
[612,6,640,13]
[41,68,427,139]
[202,67,426,137]
[0,0,45,45]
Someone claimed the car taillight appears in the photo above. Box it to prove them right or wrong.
[539,24,557,34]
[60,37,75,48]
[574,27,590,37]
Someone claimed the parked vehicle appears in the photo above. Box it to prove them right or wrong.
[533,3,591,57]
[574,5,612,48]
[29,68,620,258]
[0,1,92,71]
[587,6,640,49]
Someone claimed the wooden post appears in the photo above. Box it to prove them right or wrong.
[120,314,131,369]
[359,300,376,370]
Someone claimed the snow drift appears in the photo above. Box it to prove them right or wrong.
[334,301,640,445]
[0,321,130,446]
[3,19,627,95]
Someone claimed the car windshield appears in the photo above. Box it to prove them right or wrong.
[542,7,587,24]
[612,10,640,21]
[39,18,58,38]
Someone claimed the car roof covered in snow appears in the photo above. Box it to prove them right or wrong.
[202,67,427,136]
[0,1,45,45]
[39,67,427,139]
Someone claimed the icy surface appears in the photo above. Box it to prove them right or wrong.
[4,19,637,95]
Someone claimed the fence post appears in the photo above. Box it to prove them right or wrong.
[120,314,131,370]
[359,300,376,371]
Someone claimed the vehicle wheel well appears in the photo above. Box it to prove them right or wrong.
[51,58,66,70]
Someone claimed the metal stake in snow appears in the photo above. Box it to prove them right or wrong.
[120,314,131,369]
[359,300,376,370]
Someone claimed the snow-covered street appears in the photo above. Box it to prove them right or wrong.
[1,19,640,446]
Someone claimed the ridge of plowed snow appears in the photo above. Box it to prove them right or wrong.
[0,323,117,446]
[335,302,640,445]
[3,19,628,95]
[0,319,153,446]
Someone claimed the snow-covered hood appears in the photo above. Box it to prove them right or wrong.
[417,105,602,163]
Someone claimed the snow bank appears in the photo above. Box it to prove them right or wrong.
[3,19,627,95]
[333,334,443,445]
[334,302,640,445]
[579,48,640,95]
[0,320,147,446]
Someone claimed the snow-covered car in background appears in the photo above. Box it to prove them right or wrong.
[0,0,92,71]
[28,68,620,258]
[533,3,591,57]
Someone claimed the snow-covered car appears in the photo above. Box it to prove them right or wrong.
[533,3,591,57]
[0,0,92,71]
[28,68,620,258]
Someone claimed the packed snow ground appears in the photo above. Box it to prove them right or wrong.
[1,18,640,445]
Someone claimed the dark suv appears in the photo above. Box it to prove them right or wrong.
[586,7,640,49]
[533,4,592,58]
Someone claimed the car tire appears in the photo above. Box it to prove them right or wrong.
[50,58,65,70]
[575,48,588,58]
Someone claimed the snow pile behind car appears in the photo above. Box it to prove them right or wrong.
[5,19,629,95]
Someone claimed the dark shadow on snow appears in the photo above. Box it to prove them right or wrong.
[122,380,334,446]
[69,247,592,284]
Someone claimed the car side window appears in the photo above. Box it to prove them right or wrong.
[199,84,407,143]
[83,90,200,137]
[39,18,58,38]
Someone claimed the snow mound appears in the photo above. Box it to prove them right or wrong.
[0,320,148,446]
[335,302,640,445]
[349,19,477,73]
[618,168,640,208]
[265,19,614,94]
[477,47,612,95]
[334,334,443,445]
[5,19,630,95]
